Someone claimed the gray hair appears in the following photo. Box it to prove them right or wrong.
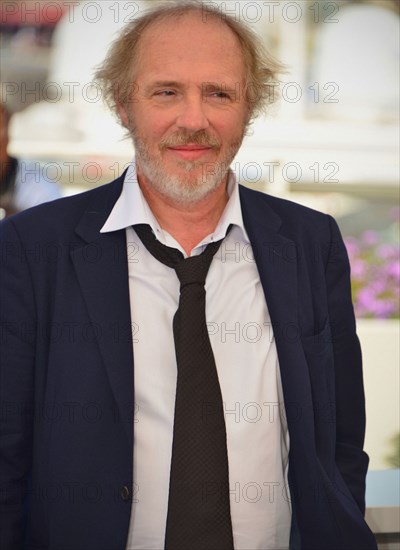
[95,0,283,125]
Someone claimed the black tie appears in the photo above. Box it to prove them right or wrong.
[134,224,234,550]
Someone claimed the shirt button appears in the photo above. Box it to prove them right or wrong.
[120,485,130,501]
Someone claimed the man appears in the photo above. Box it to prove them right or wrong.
[0,1,377,549]
[0,102,61,218]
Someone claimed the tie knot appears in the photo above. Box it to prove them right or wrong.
[174,251,214,288]
[134,224,228,287]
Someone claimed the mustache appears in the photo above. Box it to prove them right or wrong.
[159,130,221,150]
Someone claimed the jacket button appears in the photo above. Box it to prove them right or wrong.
[120,485,130,501]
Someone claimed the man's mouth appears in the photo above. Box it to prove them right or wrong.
[167,144,213,160]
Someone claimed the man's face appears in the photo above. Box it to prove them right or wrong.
[119,13,249,204]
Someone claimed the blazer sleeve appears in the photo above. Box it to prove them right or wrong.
[325,215,369,514]
[0,218,36,549]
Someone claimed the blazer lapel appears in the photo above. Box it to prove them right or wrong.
[239,186,314,436]
[70,175,134,446]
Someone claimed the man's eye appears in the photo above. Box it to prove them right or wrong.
[210,91,232,101]
[155,90,175,97]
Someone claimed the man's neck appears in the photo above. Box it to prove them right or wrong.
[137,173,229,256]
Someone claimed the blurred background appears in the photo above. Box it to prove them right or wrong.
[1,0,399,544]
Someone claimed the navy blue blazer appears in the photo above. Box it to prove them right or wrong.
[0,174,377,549]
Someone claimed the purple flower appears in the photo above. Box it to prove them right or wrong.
[377,244,397,260]
[344,238,360,259]
[386,260,400,280]
[351,259,367,280]
[344,232,399,318]
[369,280,387,294]
[371,300,397,319]
[361,230,379,246]
[358,287,378,310]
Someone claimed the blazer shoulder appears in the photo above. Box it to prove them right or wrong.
[239,184,334,239]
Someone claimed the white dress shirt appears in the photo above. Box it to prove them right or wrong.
[101,162,291,550]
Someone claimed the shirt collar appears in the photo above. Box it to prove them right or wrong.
[100,160,249,247]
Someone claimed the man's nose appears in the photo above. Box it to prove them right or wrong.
[175,94,210,132]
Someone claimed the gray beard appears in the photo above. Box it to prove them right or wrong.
[132,135,243,205]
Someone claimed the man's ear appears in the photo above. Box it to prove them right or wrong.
[116,100,130,129]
